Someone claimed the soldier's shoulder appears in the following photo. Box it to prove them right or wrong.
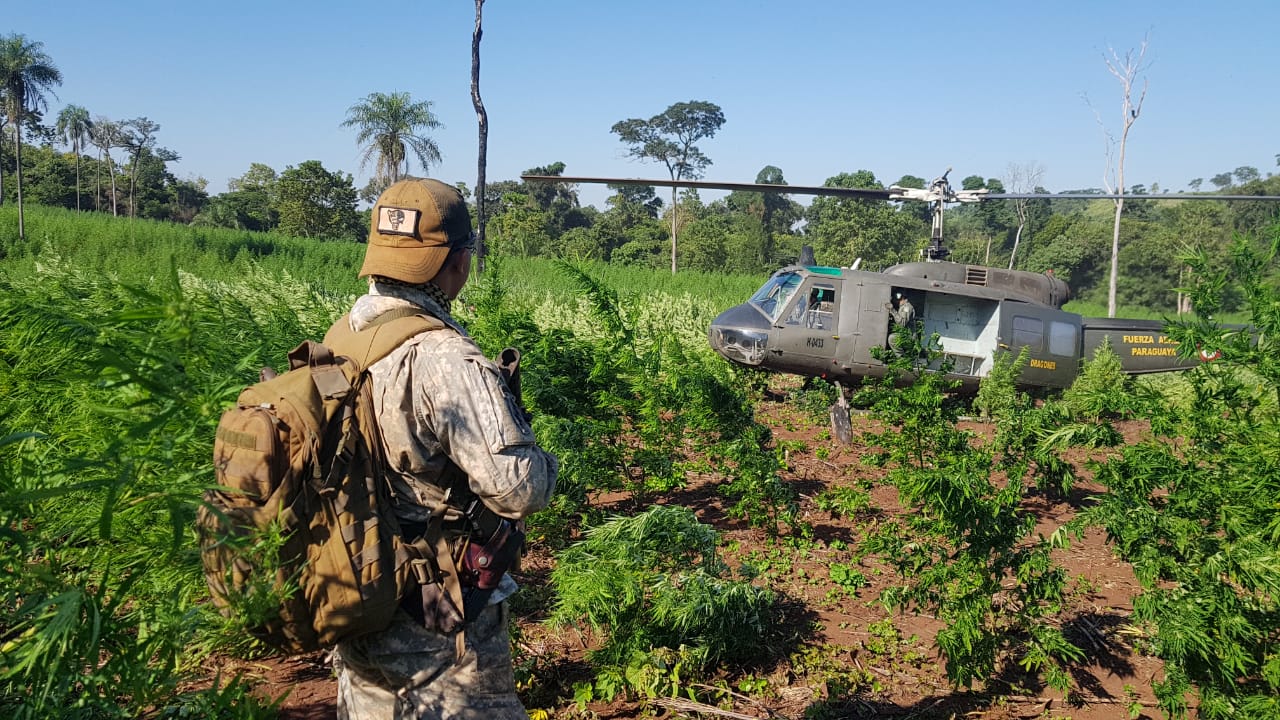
[411,325,489,361]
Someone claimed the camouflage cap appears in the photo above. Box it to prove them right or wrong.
[359,178,472,284]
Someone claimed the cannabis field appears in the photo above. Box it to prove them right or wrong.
[2,205,1278,720]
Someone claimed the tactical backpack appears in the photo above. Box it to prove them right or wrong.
[197,311,444,653]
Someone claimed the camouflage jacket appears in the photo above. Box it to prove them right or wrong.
[346,281,558,527]
[890,299,916,328]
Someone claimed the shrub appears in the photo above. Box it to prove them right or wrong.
[550,506,775,701]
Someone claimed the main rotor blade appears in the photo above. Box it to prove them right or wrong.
[522,176,1280,203]
[989,192,1280,201]
[521,175,897,201]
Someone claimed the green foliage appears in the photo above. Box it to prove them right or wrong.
[551,506,775,702]
[973,346,1028,421]
[0,203,369,295]
[1079,234,1280,719]
[463,258,796,533]
[1063,338,1159,420]
[857,332,1082,692]
[0,269,304,715]
[803,171,928,268]
[0,217,784,720]
[155,673,285,720]
[714,424,797,532]
[828,563,868,595]
[789,379,840,425]
[0,235,352,715]
[813,486,871,520]
[273,160,361,241]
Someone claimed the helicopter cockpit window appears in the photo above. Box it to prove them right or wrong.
[787,284,836,330]
[749,272,803,322]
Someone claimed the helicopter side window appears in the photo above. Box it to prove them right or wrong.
[1012,315,1044,351]
[1048,321,1078,356]
[806,285,836,330]
[786,285,835,330]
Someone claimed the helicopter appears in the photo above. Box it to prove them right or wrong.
[522,171,1280,404]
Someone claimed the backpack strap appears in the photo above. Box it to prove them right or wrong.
[323,309,447,371]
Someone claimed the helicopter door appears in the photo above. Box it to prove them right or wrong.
[775,279,842,375]
[997,301,1081,389]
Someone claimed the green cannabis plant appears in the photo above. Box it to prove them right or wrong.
[973,346,1028,422]
[1080,234,1280,719]
[550,505,776,702]
[858,332,1082,692]
[0,262,331,717]
[1062,338,1158,421]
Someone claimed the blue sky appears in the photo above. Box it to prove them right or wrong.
[12,1,1278,210]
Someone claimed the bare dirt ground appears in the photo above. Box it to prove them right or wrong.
[233,387,1168,719]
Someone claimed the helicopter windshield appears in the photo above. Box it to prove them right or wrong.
[749,272,803,322]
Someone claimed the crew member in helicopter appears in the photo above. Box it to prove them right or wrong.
[885,291,917,352]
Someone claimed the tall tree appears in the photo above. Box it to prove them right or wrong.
[1004,161,1045,269]
[725,165,800,268]
[1233,166,1260,184]
[520,161,588,234]
[120,117,170,218]
[1209,172,1234,190]
[273,160,361,240]
[198,163,277,231]
[88,117,122,215]
[1092,37,1148,317]
[0,33,62,240]
[0,116,7,204]
[471,0,489,272]
[612,100,725,273]
[55,104,91,211]
[342,91,442,188]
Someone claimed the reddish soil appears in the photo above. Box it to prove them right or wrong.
[239,388,1168,719]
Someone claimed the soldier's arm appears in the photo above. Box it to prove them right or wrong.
[416,336,558,519]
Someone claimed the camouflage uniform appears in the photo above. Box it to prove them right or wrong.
[890,296,915,328]
[334,279,558,720]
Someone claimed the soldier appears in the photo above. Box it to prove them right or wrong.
[885,292,917,352]
[888,291,915,329]
[332,177,558,719]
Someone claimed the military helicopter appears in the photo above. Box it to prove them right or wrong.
[522,171,1279,399]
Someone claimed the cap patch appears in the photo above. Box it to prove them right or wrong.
[377,207,420,238]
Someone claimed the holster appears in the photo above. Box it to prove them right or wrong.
[460,519,526,621]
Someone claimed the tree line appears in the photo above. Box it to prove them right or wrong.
[5,32,1280,313]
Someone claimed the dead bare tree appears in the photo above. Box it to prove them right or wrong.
[471,0,489,273]
[1004,161,1045,269]
[1089,37,1149,318]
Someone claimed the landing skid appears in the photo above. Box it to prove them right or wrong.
[829,392,853,445]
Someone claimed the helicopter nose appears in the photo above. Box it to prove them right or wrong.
[708,304,771,366]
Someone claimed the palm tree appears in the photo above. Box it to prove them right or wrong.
[341,91,442,186]
[56,104,92,211]
[89,118,121,215]
[0,33,63,240]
